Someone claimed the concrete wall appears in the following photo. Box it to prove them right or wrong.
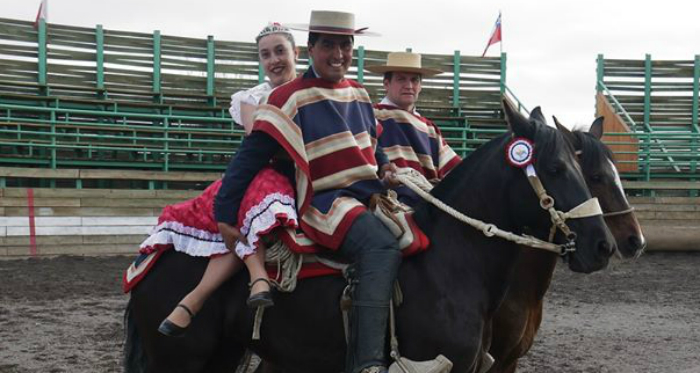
[630,196,700,251]
[0,188,199,257]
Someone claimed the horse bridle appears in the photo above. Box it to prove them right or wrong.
[522,164,603,256]
[603,207,635,218]
[573,150,636,219]
[395,163,603,257]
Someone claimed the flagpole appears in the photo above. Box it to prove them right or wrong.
[480,19,493,57]
[34,0,48,28]
[499,10,503,55]
[481,11,502,58]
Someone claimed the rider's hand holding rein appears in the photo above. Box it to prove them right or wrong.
[379,162,400,188]
[218,222,248,251]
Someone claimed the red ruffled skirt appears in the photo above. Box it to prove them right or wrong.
[139,166,297,259]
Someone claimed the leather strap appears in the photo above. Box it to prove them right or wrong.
[176,303,195,318]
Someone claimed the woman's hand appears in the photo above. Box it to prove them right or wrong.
[379,163,401,188]
[217,222,248,251]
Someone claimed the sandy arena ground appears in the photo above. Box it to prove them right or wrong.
[0,252,699,373]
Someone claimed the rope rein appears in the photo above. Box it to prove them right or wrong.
[265,239,304,292]
[394,168,603,255]
[394,169,564,254]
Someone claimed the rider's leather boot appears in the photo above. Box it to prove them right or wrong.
[338,212,401,373]
[345,301,390,373]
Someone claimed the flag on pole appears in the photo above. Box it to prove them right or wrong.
[34,0,48,29]
[481,12,502,57]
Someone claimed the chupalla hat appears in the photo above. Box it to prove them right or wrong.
[366,52,442,77]
[285,10,379,36]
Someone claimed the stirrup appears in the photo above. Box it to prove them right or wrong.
[388,354,452,373]
[361,366,388,373]
[157,304,195,338]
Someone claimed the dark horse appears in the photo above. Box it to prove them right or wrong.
[485,110,647,373]
[124,100,616,373]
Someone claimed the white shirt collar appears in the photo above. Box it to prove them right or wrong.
[380,97,420,116]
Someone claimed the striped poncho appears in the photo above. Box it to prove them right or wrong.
[253,69,384,249]
[374,102,462,206]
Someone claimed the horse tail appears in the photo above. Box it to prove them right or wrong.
[123,298,148,373]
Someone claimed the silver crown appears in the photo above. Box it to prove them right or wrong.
[256,22,292,43]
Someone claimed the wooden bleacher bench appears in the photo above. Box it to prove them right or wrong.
[623,181,700,190]
[1,120,240,141]
[0,81,239,115]
[0,166,221,183]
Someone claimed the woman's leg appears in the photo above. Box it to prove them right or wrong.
[163,252,243,328]
[244,243,272,297]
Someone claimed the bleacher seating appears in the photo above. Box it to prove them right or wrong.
[0,17,511,189]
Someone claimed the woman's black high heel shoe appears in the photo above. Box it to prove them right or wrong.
[247,278,274,308]
[157,304,195,337]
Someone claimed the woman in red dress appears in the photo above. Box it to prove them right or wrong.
[148,23,299,337]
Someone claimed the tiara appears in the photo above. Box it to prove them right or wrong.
[256,22,292,43]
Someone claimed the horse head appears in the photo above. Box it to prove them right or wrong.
[503,100,615,273]
[550,115,646,258]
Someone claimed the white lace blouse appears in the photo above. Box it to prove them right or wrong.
[228,82,272,126]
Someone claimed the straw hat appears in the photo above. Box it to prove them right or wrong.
[285,10,379,36]
[366,52,442,77]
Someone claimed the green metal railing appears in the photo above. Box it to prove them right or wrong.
[596,54,700,133]
[598,81,681,175]
[596,53,700,192]
[0,100,239,170]
[504,85,529,115]
[0,18,507,111]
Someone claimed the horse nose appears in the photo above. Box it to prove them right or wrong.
[598,239,615,257]
[628,235,644,251]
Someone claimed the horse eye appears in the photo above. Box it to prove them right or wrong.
[547,163,564,175]
[589,174,603,183]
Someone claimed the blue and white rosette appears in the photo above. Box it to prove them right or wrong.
[506,137,534,168]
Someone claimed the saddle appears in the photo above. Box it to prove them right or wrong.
[264,191,430,292]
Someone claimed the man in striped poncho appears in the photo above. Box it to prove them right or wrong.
[368,52,462,206]
[214,10,400,373]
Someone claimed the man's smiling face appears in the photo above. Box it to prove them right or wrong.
[308,34,353,83]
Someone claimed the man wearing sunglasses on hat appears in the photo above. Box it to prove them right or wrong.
[214,10,400,373]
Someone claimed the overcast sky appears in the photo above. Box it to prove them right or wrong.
[3,0,699,128]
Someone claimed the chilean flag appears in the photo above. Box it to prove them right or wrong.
[34,0,48,29]
[481,12,502,57]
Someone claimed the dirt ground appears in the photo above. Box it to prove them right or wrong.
[0,252,699,373]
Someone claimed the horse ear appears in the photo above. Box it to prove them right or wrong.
[553,115,579,149]
[589,116,605,139]
[529,106,547,125]
[503,98,532,138]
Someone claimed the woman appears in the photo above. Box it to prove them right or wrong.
[145,23,299,337]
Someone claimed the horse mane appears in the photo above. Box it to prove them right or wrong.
[413,119,570,231]
[571,131,614,169]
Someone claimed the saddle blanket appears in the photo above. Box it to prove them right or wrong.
[123,205,429,293]
[122,248,342,293]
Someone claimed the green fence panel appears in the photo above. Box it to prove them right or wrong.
[37,19,47,87]
[153,30,161,95]
[452,50,460,107]
[357,46,365,84]
[96,25,105,91]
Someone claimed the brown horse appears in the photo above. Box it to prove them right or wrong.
[485,110,646,373]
